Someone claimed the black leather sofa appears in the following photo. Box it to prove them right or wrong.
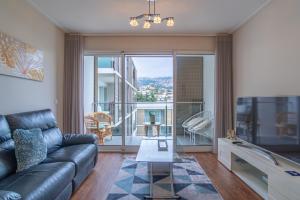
[0,109,98,200]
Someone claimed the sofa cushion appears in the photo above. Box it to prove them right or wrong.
[5,109,57,132]
[42,128,63,154]
[0,140,17,180]
[0,116,11,143]
[0,162,75,200]
[6,109,62,154]
[43,144,97,175]
[13,129,47,172]
[0,116,17,180]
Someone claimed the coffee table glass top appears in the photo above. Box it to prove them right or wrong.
[136,139,177,163]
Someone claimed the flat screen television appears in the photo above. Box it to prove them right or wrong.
[236,96,300,165]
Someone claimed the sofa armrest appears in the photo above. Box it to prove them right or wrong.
[0,190,21,200]
[62,134,99,146]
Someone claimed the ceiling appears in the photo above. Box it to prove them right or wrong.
[28,0,270,35]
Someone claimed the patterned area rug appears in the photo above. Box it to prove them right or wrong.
[106,156,223,200]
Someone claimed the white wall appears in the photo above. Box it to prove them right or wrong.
[233,0,300,101]
[0,0,64,127]
[85,36,215,53]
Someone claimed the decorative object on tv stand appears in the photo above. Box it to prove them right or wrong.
[0,32,44,81]
[129,0,175,29]
[226,129,236,140]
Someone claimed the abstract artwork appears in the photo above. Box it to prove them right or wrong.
[0,32,44,81]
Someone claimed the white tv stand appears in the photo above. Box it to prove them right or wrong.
[218,138,300,200]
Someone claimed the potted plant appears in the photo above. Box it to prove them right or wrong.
[149,112,156,124]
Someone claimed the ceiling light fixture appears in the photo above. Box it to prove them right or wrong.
[129,17,139,27]
[143,20,151,29]
[129,0,175,29]
[166,17,175,27]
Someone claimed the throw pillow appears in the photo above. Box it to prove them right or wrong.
[0,190,21,200]
[13,128,47,172]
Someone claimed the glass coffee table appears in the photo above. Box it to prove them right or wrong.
[136,139,181,199]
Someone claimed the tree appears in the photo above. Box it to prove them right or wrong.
[136,91,157,102]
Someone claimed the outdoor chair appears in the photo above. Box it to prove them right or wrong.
[92,112,113,141]
[182,111,210,142]
[84,112,113,144]
[188,114,213,144]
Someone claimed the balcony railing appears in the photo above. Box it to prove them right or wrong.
[92,102,173,136]
[91,101,204,135]
[85,101,213,146]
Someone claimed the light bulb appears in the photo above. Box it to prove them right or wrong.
[153,14,161,24]
[143,20,151,29]
[166,17,175,27]
[129,17,138,27]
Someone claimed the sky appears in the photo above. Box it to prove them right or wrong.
[131,56,173,78]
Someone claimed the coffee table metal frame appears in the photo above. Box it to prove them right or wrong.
[144,162,180,199]
[136,139,180,199]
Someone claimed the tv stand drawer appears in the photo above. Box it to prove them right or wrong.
[218,139,231,170]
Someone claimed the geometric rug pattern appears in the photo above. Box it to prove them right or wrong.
[106,156,223,200]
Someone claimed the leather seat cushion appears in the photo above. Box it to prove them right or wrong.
[43,144,97,175]
[5,109,63,154]
[0,162,75,200]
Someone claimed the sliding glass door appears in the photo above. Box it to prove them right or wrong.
[124,55,173,147]
[174,54,215,152]
[84,53,215,152]
[84,54,123,148]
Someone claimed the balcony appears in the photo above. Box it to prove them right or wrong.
[84,54,215,148]
[86,102,213,146]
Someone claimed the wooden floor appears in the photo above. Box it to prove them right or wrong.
[71,153,262,200]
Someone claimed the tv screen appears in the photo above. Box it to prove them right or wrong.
[236,96,300,165]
